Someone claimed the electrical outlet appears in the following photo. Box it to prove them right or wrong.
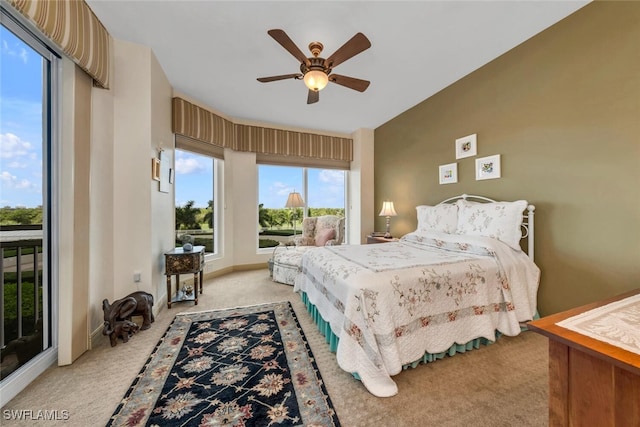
[133,271,141,282]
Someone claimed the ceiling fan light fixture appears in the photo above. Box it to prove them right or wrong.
[303,70,328,91]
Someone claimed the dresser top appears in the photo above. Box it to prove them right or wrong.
[165,246,205,255]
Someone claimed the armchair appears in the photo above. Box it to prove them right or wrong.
[271,215,345,285]
[294,215,345,247]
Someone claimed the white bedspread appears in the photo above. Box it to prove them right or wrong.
[294,230,540,397]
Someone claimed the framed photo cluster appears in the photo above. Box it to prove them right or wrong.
[438,133,501,183]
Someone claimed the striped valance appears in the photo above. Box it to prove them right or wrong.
[234,124,352,162]
[172,97,353,164]
[8,0,111,89]
[172,97,234,148]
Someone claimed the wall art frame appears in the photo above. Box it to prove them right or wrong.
[439,162,458,185]
[159,150,172,193]
[151,157,161,181]
[475,154,501,180]
[455,133,477,159]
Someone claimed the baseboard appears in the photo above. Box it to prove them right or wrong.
[202,264,266,281]
[205,266,233,280]
[89,324,103,349]
[155,293,168,315]
[232,263,268,272]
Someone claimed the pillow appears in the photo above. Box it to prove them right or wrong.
[315,228,336,246]
[416,204,458,234]
[455,199,528,250]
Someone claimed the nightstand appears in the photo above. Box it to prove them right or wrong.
[366,235,399,244]
[165,246,205,308]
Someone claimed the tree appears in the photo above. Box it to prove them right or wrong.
[202,200,214,229]
[258,204,271,229]
[175,200,201,230]
[0,206,42,225]
[270,209,286,229]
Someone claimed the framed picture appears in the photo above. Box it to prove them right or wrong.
[475,154,501,180]
[159,150,172,193]
[151,157,161,181]
[455,133,477,159]
[439,162,458,184]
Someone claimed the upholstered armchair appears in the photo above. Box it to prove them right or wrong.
[270,215,345,285]
[294,215,345,247]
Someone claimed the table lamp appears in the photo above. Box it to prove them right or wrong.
[379,201,397,238]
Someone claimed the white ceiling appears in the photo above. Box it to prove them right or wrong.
[86,1,589,135]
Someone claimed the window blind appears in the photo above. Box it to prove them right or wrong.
[175,135,224,160]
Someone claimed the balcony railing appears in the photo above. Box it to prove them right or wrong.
[1,225,43,351]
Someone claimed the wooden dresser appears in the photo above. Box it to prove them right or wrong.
[528,289,640,426]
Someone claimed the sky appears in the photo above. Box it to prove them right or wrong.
[174,152,345,210]
[0,24,345,211]
[257,165,345,210]
[1,25,44,208]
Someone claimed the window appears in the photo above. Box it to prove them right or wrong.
[174,149,219,255]
[1,8,58,394]
[257,165,346,249]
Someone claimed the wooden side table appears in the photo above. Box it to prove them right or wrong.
[164,246,205,308]
[366,235,399,244]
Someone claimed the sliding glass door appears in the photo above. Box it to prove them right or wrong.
[1,8,57,396]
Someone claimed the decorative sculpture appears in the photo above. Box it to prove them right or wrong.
[102,291,154,346]
[108,320,140,347]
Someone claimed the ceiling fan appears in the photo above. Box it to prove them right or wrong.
[257,29,371,104]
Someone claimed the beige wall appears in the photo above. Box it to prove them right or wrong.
[150,50,175,303]
[85,40,175,341]
[89,62,115,343]
[374,1,640,316]
[349,128,375,244]
[58,59,92,364]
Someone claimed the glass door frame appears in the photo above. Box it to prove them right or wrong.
[0,5,60,406]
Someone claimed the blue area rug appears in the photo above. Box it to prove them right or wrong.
[107,301,340,426]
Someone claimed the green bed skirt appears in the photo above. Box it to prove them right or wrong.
[300,291,500,374]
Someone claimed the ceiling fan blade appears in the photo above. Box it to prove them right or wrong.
[324,33,371,69]
[257,73,302,83]
[268,29,310,67]
[329,74,370,92]
[307,90,319,104]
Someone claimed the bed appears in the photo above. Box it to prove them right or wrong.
[293,194,540,397]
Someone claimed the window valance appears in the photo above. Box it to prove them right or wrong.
[8,0,111,89]
[172,97,233,149]
[172,97,353,166]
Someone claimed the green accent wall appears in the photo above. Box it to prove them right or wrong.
[374,2,640,316]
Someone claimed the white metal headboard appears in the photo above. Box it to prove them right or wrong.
[438,194,536,261]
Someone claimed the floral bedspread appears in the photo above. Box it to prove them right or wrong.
[293,230,540,397]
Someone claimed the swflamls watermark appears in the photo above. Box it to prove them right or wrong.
[3,409,70,421]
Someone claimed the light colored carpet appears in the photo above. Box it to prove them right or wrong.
[1,269,549,426]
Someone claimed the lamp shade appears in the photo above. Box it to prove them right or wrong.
[303,70,329,91]
[285,191,305,208]
[379,201,397,217]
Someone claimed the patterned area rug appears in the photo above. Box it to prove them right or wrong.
[107,301,340,426]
